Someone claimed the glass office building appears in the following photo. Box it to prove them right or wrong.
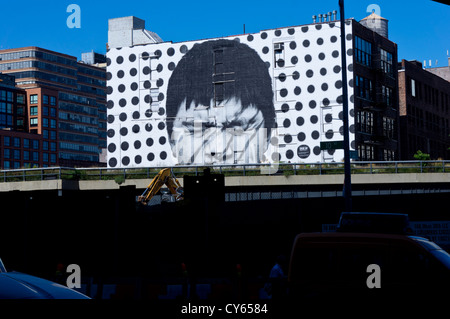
[0,47,107,167]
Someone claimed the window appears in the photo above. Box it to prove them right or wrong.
[24,139,30,148]
[411,79,416,97]
[43,118,49,128]
[380,49,393,75]
[43,95,49,105]
[17,94,25,104]
[358,144,374,160]
[30,106,38,116]
[32,140,39,150]
[357,111,374,134]
[13,137,20,148]
[382,85,394,107]
[383,117,395,139]
[7,91,13,102]
[30,118,38,126]
[50,96,57,106]
[355,36,372,67]
[355,76,373,101]
[4,136,10,146]
[30,94,38,104]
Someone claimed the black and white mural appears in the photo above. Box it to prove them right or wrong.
[106,21,355,168]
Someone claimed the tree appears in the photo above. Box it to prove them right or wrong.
[413,150,431,161]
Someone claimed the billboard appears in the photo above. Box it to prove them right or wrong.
[106,21,355,168]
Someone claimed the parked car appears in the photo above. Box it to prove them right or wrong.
[0,258,89,299]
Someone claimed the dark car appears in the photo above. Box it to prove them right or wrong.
[288,232,450,306]
[0,258,89,299]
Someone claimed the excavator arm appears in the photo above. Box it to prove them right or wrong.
[138,168,183,205]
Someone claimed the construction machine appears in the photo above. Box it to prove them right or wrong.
[137,168,184,205]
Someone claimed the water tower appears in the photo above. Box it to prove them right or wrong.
[360,12,388,38]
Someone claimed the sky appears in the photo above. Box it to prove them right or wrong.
[0,0,449,67]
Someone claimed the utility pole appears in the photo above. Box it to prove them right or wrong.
[339,0,352,212]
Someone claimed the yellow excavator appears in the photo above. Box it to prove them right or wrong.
[137,168,184,205]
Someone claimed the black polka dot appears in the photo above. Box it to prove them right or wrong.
[275,30,282,36]
[276,59,285,67]
[107,115,115,124]
[145,109,153,118]
[280,88,288,97]
[120,127,128,136]
[320,68,327,76]
[310,115,318,124]
[313,146,321,155]
[304,54,312,62]
[118,84,125,93]
[107,129,115,138]
[247,34,254,42]
[135,155,142,164]
[284,134,292,143]
[146,138,154,147]
[294,86,301,95]
[132,125,140,133]
[347,48,353,56]
[261,32,268,39]
[147,153,155,161]
[321,83,328,91]
[306,69,314,78]
[143,80,151,89]
[319,52,326,60]
[291,56,298,65]
[301,26,309,33]
[311,131,320,139]
[286,149,294,159]
[122,156,130,166]
[315,24,322,30]
[144,95,152,104]
[119,98,127,107]
[295,102,303,111]
[160,151,167,160]
[322,97,330,105]
[307,85,315,93]
[346,33,352,40]
[348,63,353,72]
[278,73,287,82]
[158,122,165,130]
[158,93,165,101]
[302,40,310,47]
[332,50,339,58]
[281,103,289,112]
[108,158,117,167]
[333,65,341,73]
[309,100,317,109]
[159,136,166,145]
[116,56,124,64]
[106,58,111,66]
[107,100,114,109]
[130,68,137,76]
[296,117,304,126]
[289,41,297,50]
[134,140,141,149]
[180,45,188,54]
[168,62,176,71]
[297,132,306,142]
[145,123,153,132]
[130,82,138,91]
[330,35,337,43]
[325,113,333,123]
[292,71,300,80]
[317,38,324,45]
[121,141,129,151]
[142,52,150,60]
[119,112,127,121]
[288,28,295,35]
[106,72,112,81]
[325,130,334,139]
[106,86,113,94]
[132,111,140,119]
[108,143,116,152]
[129,54,136,62]
[283,118,291,128]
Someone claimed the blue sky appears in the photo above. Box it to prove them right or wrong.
[0,0,449,67]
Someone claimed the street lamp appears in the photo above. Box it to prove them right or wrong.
[339,0,352,212]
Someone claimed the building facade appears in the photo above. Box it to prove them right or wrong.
[398,59,450,159]
[0,47,107,167]
[106,14,399,168]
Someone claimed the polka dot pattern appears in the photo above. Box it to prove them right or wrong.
[106,21,355,167]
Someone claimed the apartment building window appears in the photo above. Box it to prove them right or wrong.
[30,106,38,116]
[355,36,372,67]
[411,79,416,97]
[381,85,393,107]
[383,149,395,161]
[50,96,57,106]
[43,95,49,105]
[357,111,374,134]
[30,118,38,126]
[383,117,395,139]
[355,75,373,101]
[30,94,38,104]
[358,144,374,161]
[17,94,25,104]
[380,49,393,76]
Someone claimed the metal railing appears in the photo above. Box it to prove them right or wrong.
[0,160,449,183]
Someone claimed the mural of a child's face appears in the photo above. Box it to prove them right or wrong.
[170,98,267,164]
[165,39,276,165]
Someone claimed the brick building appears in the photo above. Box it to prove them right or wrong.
[398,59,450,159]
[0,47,107,167]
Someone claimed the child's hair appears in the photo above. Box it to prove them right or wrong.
[165,39,276,139]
